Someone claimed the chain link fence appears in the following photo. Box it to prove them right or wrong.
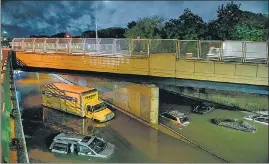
[199,40,222,61]
[57,38,70,54]
[131,39,149,57]
[9,38,269,64]
[179,40,199,59]
[222,41,244,62]
[70,38,85,54]
[34,38,46,53]
[115,39,130,56]
[149,39,177,54]
[244,42,268,64]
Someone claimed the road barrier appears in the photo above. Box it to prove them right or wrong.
[1,55,29,163]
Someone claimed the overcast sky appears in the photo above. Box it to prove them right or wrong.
[1,1,268,38]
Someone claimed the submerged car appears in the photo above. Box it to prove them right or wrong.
[49,133,115,158]
[244,114,268,125]
[211,118,257,133]
[192,102,215,114]
[160,110,190,126]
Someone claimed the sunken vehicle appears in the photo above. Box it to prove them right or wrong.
[49,133,115,158]
[211,118,257,133]
[160,110,190,126]
[192,102,215,114]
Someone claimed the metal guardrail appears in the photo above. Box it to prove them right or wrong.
[1,56,29,163]
[10,38,269,64]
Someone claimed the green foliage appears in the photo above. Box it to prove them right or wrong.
[82,27,126,38]
[232,24,264,41]
[149,40,177,54]
[164,9,207,40]
[211,2,242,40]
[124,16,164,39]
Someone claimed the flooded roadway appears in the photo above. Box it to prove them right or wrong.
[14,71,225,163]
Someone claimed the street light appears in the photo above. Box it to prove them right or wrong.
[95,2,99,55]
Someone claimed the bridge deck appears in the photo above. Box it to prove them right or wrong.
[14,51,268,86]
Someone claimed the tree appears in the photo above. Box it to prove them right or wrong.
[50,32,66,38]
[212,2,242,40]
[98,27,126,38]
[127,21,137,29]
[164,9,207,40]
[124,16,164,39]
[232,24,264,41]
[82,27,126,38]
[234,11,268,41]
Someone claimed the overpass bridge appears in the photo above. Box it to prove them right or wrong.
[9,38,269,94]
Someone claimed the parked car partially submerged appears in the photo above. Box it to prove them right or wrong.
[192,102,215,114]
[211,118,257,133]
[244,114,268,125]
[49,133,115,158]
[160,110,190,126]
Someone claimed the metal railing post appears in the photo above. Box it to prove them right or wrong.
[43,38,47,53]
[68,38,72,54]
[82,38,86,54]
[242,41,246,63]
[198,40,201,59]
[21,38,25,51]
[220,41,223,61]
[32,38,36,52]
[147,39,150,57]
[55,38,59,53]
[130,39,133,57]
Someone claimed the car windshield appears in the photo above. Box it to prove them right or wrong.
[88,137,107,153]
[92,102,107,112]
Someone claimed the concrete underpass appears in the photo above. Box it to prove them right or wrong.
[14,71,227,163]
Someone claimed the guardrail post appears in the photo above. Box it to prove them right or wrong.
[130,39,133,57]
[147,39,150,57]
[68,38,72,54]
[43,38,47,53]
[198,40,201,59]
[21,38,25,52]
[82,38,86,54]
[242,41,246,63]
[220,41,223,61]
[32,38,36,52]
[176,40,180,59]
[55,38,59,53]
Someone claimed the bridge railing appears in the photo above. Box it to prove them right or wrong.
[10,38,268,64]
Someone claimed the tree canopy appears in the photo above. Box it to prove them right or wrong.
[26,2,268,41]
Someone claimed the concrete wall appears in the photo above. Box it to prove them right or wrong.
[15,52,268,86]
[58,74,159,126]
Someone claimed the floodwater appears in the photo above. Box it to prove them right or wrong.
[14,71,225,163]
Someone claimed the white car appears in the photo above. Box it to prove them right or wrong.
[244,114,268,125]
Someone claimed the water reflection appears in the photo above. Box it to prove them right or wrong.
[15,71,224,163]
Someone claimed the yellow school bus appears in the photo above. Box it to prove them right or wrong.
[40,82,115,122]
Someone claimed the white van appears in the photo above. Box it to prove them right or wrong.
[49,133,115,158]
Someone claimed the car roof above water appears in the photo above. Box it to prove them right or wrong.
[167,110,185,118]
[54,133,94,144]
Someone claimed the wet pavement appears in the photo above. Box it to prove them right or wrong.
[14,71,225,163]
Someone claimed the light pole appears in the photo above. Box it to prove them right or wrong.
[95,2,99,55]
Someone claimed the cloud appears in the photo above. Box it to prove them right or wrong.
[1,1,268,38]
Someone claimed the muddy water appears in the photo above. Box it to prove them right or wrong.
[15,71,224,163]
